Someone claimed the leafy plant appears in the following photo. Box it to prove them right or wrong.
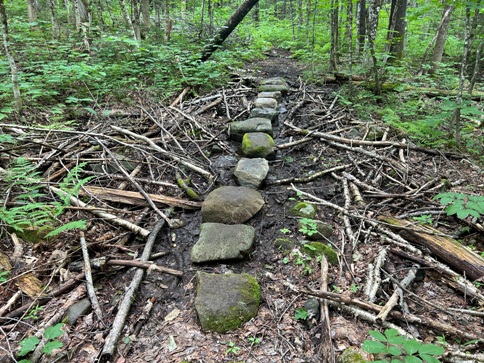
[362,328,444,363]
[0,270,9,283]
[18,323,64,362]
[248,336,262,346]
[0,159,92,239]
[23,304,44,320]
[294,307,308,321]
[280,228,291,234]
[225,341,240,356]
[299,218,318,236]
[434,192,484,220]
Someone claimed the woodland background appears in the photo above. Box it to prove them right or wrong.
[0,0,483,158]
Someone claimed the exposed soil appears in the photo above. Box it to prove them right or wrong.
[1,49,483,363]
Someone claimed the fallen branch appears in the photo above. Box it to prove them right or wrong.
[80,232,103,321]
[100,216,168,361]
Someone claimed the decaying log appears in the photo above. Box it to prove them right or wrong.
[81,185,201,209]
[380,216,484,281]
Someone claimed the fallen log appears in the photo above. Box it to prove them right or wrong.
[379,216,484,281]
[81,185,202,209]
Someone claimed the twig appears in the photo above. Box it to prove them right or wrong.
[318,255,335,363]
[97,139,174,226]
[364,247,387,302]
[79,232,103,321]
[111,125,214,181]
[267,163,355,186]
[100,216,168,362]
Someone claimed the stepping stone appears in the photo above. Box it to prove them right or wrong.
[201,186,264,224]
[229,118,272,142]
[289,201,318,218]
[191,223,255,263]
[195,272,261,333]
[241,132,276,159]
[233,157,269,189]
[250,108,279,125]
[258,84,289,94]
[254,97,278,109]
[258,91,282,102]
[261,77,288,86]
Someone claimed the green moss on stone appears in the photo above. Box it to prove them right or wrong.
[337,348,366,363]
[301,242,338,264]
[274,237,296,254]
[290,202,317,218]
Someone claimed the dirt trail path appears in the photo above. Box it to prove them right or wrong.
[1,49,483,363]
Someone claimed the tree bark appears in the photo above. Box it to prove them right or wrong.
[367,0,381,95]
[26,0,39,23]
[46,0,60,39]
[0,0,22,112]
[430,5,454,72]
[387,0,407,63]
[329,0,339,71]
[200,0,259,62]
[356,0,366,57]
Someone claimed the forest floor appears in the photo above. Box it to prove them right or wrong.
[1,49,483,363]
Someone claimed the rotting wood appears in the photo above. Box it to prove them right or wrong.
[81,185,201,209]
[318,255,335,363]
[80,231,103,321]
[380,216,484,281]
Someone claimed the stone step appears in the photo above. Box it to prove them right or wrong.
[241,132,276,159]
[233,157,269,189]
[229,117,272,141]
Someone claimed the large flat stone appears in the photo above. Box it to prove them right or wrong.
[260,77,288,86]
[258,91,282,101]
[191,223,255,263]
[233,157,269,189]
[254,97,278,109]
[229,118,272,141]
[195,272,260,333]
[201,186,264,224]
[258,84,289,94]
[250,108,279,125]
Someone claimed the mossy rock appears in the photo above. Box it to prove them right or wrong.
[289,202,317,218]
[337,348,366,363]
[274,237,296,254]
[301,242,338,264]
[241,132,276,159]
[195,272,260,333]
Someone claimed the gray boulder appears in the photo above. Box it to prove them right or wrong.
[261,77,287,86]
[258,84,289,94]
[233,157,269,189]
[258,91,282,101]
[254,97,278,109]
[195,272,260,333]
[191,223,255,263]
[229,118,272,141]
[241,132,276,159]
[201,186,264,224]
[249,107,279,125]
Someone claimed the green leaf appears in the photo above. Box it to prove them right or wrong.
[384,329,400,338]
[405,356,422,363]
[294,308,308,321]
[362,340,386,353]
[44,323,64,340]
[419,354,441,363]
[42,340,63,355]
[403,340,421,355]
[18,336,40,356]
[44,220,87,238]
[388,346,403,356]
[369,330,388,342]
[84,107,97,115]
[418,344,444,355]
[456,209,471,219]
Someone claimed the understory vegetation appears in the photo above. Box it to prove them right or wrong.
[0,0,482,162]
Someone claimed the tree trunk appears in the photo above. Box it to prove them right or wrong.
[200,0,260,62]
[367,0,381,95]
[26,0,39,23]
[0,0,21,112]
[430,5,454,73]
[387,0,407,63]
[356,0,366,58]
[141,0,150,34]
[119,0,138,41]
[451,5,471,145]
[329,0,339,71]
[469,41,482,94]
[46,0,60,39]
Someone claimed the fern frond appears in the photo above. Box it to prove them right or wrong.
[45,220,87,238]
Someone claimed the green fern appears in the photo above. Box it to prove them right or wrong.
[0,158,89,239]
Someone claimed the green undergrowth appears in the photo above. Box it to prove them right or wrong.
[334,84,484,163]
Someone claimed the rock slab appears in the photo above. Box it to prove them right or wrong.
[229,118,272,141]
[195,272,260,333]
[201,186,264,224]
[233,157,269,189]
[250,108,279,125]
[191,223,255,263]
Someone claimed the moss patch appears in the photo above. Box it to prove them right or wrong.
[301,242,338,264]
[290,202,317,218]
[274,237,296,254]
